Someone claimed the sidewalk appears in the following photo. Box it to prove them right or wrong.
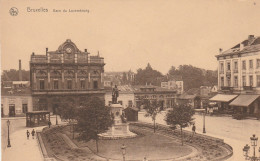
[2,116,64,161]
[2,126,45,161]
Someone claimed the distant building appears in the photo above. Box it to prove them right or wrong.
[211,35,260,115]
[133,85,177,110]
[1,84,32,117]
[30,39,105,113]
[105,85,135,109]
[103,70,136,87]
[177,88,201,109]
[160,75,184,94]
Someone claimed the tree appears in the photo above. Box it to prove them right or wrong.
[77,97,113,153]
[2,69,30,81]
[59,101,78,138]
[167,65,217,90]
[135,63,163,85]
[143,100,163,133]
[165,104,195,145]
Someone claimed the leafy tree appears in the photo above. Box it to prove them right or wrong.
[135,63,163,85]
[77,97,113,153]
[167,65,217,90]
[2,69,30,81]
[165,104,195,145]
[143,100,163,133]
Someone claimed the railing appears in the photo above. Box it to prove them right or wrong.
[243,86,253,90]
[221,86,234,91]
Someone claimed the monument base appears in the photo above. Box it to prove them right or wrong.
[98,123,137,139]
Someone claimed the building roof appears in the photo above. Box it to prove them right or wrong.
[229,94,260,107]
[105,85,134,93]
[178,94,197,100]
[209,94,238,102]
[216,35,260,57]
[133,85,176,93]
[1,87,32,96]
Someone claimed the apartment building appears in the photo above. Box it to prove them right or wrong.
[210,35,260,115]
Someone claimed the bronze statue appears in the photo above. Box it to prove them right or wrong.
[112,85,119,104]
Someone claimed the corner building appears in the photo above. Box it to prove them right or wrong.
[30,39,105,113]
[211,35,260,115]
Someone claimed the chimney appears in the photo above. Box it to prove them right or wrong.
[219,48,223,54]
[19,60,22,81]
[248,35,255,44]
[85,49,87,52]
[46,48,48,54]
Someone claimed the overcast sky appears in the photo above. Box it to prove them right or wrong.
[1,0,260,74]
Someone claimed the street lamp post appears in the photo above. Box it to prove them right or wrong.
[121,144,126,161]
[56,114,58,125]
[194,109,206,134]
[7,119,11,148]
[243,134,260,161]
[203,110,206,133]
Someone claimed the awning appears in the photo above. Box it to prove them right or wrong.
[209,94,238,102]
[229,95,260,107]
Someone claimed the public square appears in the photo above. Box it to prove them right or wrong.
[2,113,260,161]
[139,112,260,161]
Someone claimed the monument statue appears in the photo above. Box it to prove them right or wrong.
[112,85,119,104]
[98,84,136,139]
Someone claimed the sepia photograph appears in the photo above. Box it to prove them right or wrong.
[1,0,260,160]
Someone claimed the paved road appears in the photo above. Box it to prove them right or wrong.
[139,112,260,161]
[1,116,61,160]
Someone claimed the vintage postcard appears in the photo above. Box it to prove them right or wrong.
[1,0,260,161]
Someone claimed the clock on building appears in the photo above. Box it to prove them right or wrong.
[65,47,72,53]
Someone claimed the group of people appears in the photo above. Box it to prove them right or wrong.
[26,129,35,139]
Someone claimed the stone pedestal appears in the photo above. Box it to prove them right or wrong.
[98,103,136,139]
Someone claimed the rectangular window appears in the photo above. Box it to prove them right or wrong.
[220,63,224,73]
[221,77,224,87]
[234,76,238,87]
[40,80,45,90]
[93,81,98,89]
[249,60,253,69]
[242,60,246,70]
[242,76,246,86]
[249,76,253,86]
[227,77,231,86]
[257,75,260,87]
[54,80,59,89]
[67,80,72,89]
[128,100,133,107]
[227,62,231,71]
[80,80,85,89]
[234,61,238,73]
[257,59,260,68]
[22,104,28,113]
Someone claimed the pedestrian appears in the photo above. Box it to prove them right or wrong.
[31,129,35,139]
[192,123,196,135]
[48,120,51,128]
[26,130,30,140]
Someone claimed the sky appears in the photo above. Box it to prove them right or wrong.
[1,0,260,74]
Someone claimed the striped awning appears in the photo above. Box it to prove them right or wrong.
[209,94,238,102]
[229,95,260,107]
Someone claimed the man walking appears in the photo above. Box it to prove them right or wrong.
[31,129,35,139]
[26,130,30,140]
[189,123,196,143]
[48,120,51,128]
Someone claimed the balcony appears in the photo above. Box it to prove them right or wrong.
[221,86,234,92]
[226,70,231,77]
[233,69,238,73]
[243,86,253,91]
